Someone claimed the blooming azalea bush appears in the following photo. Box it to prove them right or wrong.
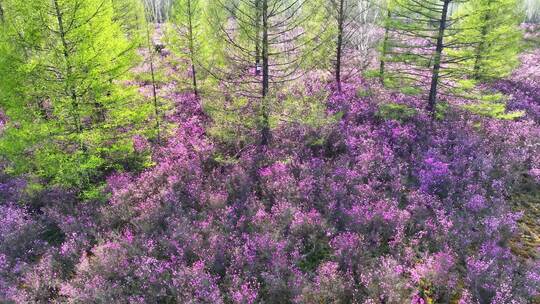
[1,55,539,304]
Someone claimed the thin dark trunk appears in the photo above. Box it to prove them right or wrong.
[427,0,451,115]
[260,0,270,146]
[145,19,161,144]
[379,9,391,85]
[473,11,490,80]
[335,0,345,91]
[190,63,198,96]
[187,0,198,96]
[53,0,83,148]
[255,0,261,75]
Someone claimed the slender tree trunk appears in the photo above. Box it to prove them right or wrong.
[427,0,451,115]
[335,0,345,92]
[53,0,83,148]
[145,18,161,144]
[187,0,198,97]
[255,0,262,75]
[260,0,270,146]
[473,11,490,80]
[379,9,391,85]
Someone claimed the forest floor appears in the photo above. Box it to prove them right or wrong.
[506,47,540,260]
[139,25,540,262]
[135,24,540,260]
[1,22,540,303]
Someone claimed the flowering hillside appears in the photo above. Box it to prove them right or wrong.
[0,1,539,303]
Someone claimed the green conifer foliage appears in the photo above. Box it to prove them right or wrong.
[111,0,146,42]
[0,0,150,194]
[452,0,523,81]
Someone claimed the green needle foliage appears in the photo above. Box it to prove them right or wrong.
[0,0,151,195]
[111,0,146,42]
[451,0,523,81]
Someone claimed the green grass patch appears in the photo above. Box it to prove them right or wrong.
[377,102,417,122]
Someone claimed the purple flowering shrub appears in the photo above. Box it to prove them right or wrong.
[491,45,540,122]
[1,66,539,303]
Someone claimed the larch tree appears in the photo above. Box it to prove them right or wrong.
[169,0,204,97]
[215,0,323,146]
[451,0,523,81]
[427,0,453,112]
[0,0,149,193]
[328,0,381,91]
[111,0,146,41]
[379,0,394,84]
[142,4,163,145]
[331,0,347,91]
[385,0,469,114]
